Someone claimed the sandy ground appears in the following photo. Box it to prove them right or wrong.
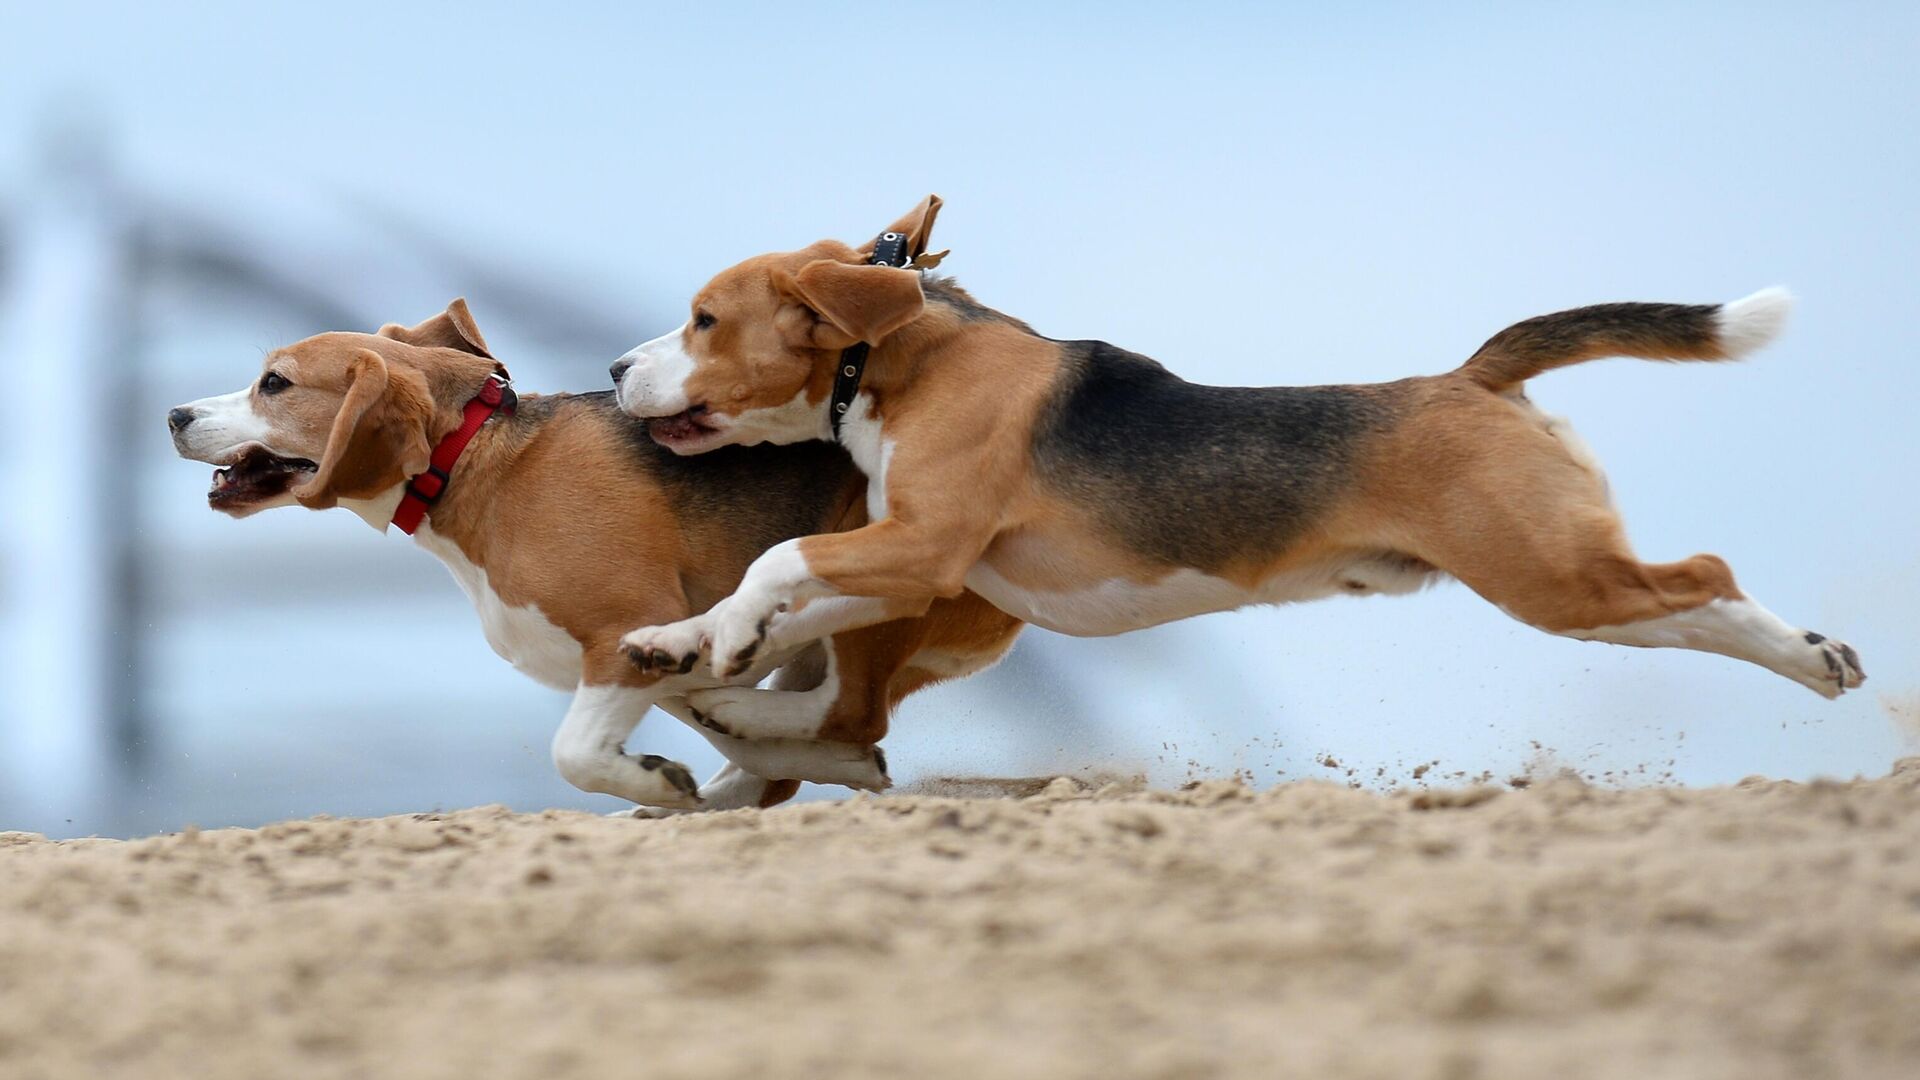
[2,764,1918,1080]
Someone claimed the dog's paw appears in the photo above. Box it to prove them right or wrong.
[634,753,703,807]
[1803,632,1865,698]
[611,805,691,820]
[620,616,713,676]
[824,744,892,793]
[709,600,787,680]
[859,745,892,793]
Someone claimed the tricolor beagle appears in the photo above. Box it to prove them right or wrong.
[168,300,1021,813]
[613,196,1865,703]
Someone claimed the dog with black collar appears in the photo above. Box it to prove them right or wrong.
[609,196,1863,729]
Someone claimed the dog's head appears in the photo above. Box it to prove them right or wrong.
[612,196,943,453]
[168,299,499,518]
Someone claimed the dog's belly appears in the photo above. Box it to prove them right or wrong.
[963,563,1279,636]
[965,553,1437,637]
[416,528,583,690]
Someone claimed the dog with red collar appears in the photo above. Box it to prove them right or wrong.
[612,196,1864,709]
[168,299,1022,812]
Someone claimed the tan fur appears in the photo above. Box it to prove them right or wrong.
[1339,377,1745,631]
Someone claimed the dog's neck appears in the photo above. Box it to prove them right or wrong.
[339,486,408,531]
[337,416,518,568]
[834,288,1030,422]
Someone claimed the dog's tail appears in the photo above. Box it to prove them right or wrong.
[1456,287,1793,393]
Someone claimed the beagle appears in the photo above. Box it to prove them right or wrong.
[613,196,1866,704]
[168,299,1021,813]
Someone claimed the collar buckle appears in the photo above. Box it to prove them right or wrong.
[479,370,518,413]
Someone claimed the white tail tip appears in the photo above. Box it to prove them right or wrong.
[1717,286,1794,357]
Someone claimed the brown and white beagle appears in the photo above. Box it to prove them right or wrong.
[613,196,1865,703]
[168,300,1022,813]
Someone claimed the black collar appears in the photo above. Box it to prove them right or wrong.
[829,231,914,440]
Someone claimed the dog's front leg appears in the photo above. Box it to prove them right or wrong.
[681,597,932,741]
[550,682,703,811]
[622,540,822,681]
[698,523,975,679]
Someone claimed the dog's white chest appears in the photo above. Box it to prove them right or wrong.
[837,396,894,520]
[415,527,583,690]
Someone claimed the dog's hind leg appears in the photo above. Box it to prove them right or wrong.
[682,642,850,741]
[1425,496,1866,697]
[657,697,892,791]
[678,595,931,740]
[1560,583,1865,698]
[1445,530,1865,698]
[1388,393,1864,697]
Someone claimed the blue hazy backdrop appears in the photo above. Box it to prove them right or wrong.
[1,2,1915,835]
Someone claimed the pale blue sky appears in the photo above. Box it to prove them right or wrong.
[2,3,1915,833]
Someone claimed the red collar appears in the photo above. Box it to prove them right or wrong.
[391,371,516,535]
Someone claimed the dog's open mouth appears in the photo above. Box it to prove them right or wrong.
[208,445,317,511]
[646,404,722,449]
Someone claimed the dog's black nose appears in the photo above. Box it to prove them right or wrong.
[610,357,634,385]
[167,406,196,434]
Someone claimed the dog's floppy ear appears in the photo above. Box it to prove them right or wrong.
[778,261,926,349]
[292,349,434,510]
[378,298,493,358]
[860,195,943,262]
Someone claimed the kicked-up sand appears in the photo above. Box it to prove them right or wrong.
[2,761,1918,1080]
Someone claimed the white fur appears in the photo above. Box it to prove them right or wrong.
[338,484,407,532]
[686,649,843,740]
[904,646,1010,681]
[765,595,912,650]
[1716,287,1793,357]
[171,386,275,460]
[722,386,831,447]
[613,323,698,417]
[705,539,824,673]
[684,591,1009,742]
[656,698,889,790]
[415,521,583,691]
[620,609,717,669]
[550,684,700,808]
[835,394,895,519]
[673,594,935,737]
[965,555,1436,637]
[1564,596,1863,698]
[623,762,783,818]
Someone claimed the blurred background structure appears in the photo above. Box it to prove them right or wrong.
[1,4,1915,837]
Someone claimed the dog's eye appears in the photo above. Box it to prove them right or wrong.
[693,311,716,331]
[259,372,291,395]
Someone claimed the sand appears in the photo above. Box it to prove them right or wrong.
[3,763,1918,1080]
